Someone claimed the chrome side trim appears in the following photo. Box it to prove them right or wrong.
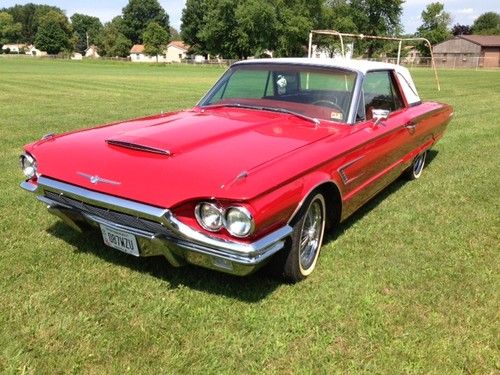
[337,156,365,185]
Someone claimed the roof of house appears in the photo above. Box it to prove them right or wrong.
[458,35,500,47]
[168,41,189,51]
[130,44,145,53]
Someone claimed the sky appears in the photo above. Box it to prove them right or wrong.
[1,0,499,34]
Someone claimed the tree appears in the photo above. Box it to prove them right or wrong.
[143,21,169,62]
[2,4,64,43]
[97,16,132,57]
[198,0,241,58]
[322,1,357,33]
[416,2,451,56]
[472,12,500,35]
[235,0,277,58]
[451,24,472,36]
[71,13,103,53]
[169,26,180,40]
[348,0,404,57]
[272,0,326,57]
[34,10,73,54]
[180,0,208,55]
[122,0,169,44]
[0,11,22,44]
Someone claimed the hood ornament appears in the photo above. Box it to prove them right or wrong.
[77,172,121,185]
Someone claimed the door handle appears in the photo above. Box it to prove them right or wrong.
[404,121,417,130]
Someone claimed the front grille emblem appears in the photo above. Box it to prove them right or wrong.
[77,172,121,185]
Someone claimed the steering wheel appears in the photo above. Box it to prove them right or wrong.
[312,100,345,118]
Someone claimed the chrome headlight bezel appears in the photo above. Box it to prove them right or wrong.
[195,202,224,232]
[19,153,37,179]
[224,206,255,238]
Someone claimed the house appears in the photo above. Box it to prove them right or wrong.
[71,52,83,60]
[433,35,500,68]
[166,41,188,62]
[2,44,26,53]
[166,41,206,63]
[25,45,47,57]
[402,46,420,64]
[85,45,100,58]
[130,44,164,62]
[130,42,205,63]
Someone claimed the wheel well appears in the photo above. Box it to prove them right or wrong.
[316,182,342,230]
[290,182,342,230]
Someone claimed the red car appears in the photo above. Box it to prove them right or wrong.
[20,58,453,282]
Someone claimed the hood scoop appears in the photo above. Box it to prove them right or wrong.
[106,139,172,156]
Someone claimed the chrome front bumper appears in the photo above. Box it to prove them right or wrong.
[21,176,292,276]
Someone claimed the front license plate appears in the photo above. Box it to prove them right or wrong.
[100,224,140,257]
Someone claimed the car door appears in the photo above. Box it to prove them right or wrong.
[338,70,411,216]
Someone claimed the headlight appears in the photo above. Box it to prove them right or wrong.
[20,153,37,179]
[195,202,223,232]
[224,207,255,237]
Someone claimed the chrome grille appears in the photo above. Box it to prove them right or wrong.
[44,191,170,235]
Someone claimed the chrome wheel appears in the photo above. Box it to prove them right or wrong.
[405,150,427,180]
[412,151,426,179]
[269,193,328,282]
[299,199,324,272]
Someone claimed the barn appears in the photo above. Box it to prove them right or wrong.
[433,35,500,68]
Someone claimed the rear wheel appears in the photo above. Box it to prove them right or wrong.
[405,150,427,180]
[281,193,326,282]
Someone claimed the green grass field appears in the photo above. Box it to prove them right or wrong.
[0,57,498,374]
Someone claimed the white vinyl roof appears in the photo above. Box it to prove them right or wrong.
[235,57,421,105]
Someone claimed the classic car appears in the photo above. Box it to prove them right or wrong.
[20,58,453,282]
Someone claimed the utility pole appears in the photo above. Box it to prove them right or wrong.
[86,32,90,50]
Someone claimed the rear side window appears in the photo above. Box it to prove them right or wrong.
[362,71,404,120]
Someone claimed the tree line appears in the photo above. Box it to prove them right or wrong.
[1,0,499,58]
[0,0,171,56]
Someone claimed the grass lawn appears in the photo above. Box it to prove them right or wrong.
[0,57,498,374]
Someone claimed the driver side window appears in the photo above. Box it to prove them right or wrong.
[362,70,404,120]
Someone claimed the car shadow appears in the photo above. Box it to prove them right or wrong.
[47,222,281,303]
[46,149,438,301]
[323,149,439,244]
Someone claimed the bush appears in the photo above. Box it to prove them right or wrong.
[3,48,10,54]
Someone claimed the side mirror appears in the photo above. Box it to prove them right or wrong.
[372,109,390,125]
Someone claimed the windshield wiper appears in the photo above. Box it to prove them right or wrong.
[202,103,320,126]
[259,106,320,126]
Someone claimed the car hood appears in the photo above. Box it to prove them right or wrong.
[27,107,340,207]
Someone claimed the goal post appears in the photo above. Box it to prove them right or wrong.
[308,30,441,91]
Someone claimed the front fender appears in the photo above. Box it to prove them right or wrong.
[250,171,342,237]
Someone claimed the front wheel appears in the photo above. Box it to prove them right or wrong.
[282,193,326,282]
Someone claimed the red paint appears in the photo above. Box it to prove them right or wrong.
[24,75,452,241]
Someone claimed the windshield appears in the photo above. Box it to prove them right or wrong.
[199,63,358,123]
